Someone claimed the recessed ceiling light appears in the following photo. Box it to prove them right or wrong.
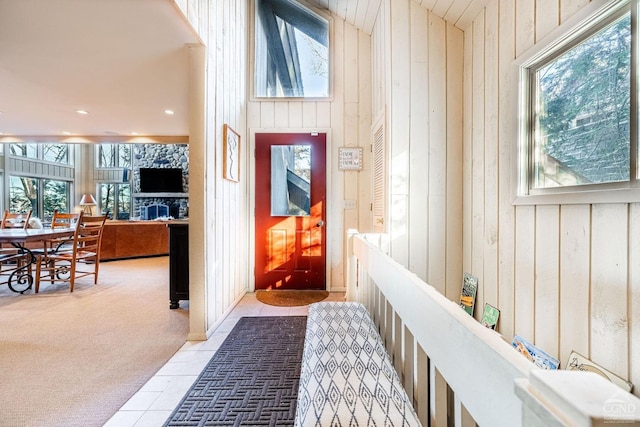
[62,131,72,135]
[76,109,89,115]
[164,109,175,115]
[130,132,139,136]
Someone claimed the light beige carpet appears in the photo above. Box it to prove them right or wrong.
[0,256,189,427]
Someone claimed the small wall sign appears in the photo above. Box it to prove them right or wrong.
[338,147,363,171]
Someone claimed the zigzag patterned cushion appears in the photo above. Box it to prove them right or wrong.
[295,302,421,426]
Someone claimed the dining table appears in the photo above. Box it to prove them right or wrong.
[0,227,75,294]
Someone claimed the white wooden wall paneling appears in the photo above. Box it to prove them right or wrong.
[536,0,559,40]
[345,0,358,24]
[389,0,411,266]
[274,103,289,128]
[444,0,473,25]
[288,101,303,127]
[343,19,360,244]
[427,12,448,295]
[302,102,317,128]
[419,0,438,11]
[353,0,367,29]
[357,30,372,233]
[559,204,591,366]
[260,102,275,129]
[445,23,464,302]
[497,0,517,341]
[187,0,198,32]
[344,24,359,104]
[462,18,473,285]
[591,204,629,378]
[223,0,232,311]
[408,2,430,281]
[247,102,261,129]
[534,205,560,356]
[483,1,499,319]
[317,102,332,128]
[331,17,346,290]
[560,0,591,24]
[630,203,640,393]
[213,0,225,321]
[515,205,536,340]
[363,0,380,34]
[432,0,455,18]
[515,0,535,57]
[471,12,485,320]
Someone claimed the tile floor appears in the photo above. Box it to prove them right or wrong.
[103,291,345,427]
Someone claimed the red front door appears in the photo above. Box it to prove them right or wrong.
[255,133,326,290]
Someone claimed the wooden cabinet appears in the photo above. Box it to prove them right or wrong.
[100,221,169,261]
[168,222,189,309]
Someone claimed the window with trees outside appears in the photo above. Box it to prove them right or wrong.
[9,176,70,222]
[96,144,131,220]
[96,143,131,169]
[10,143,69,164]
[97,183,130,220]
[517,0,635,201]
[254,0,329,98]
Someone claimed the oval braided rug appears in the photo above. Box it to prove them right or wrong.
[256,290,329,307]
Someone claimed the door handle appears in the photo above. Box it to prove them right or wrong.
[316,220,325,227]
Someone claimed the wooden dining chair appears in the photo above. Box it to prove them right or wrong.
[1,209,32,229]
[0,209,33,229]
[32,209,81,276]
[0,210,33,272]
[35,213,108,293]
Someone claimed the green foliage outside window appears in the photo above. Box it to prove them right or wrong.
[530,7,631,190]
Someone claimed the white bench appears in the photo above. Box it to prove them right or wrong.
[295,302,421,426]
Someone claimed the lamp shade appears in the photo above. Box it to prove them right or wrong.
[79,194,97,206]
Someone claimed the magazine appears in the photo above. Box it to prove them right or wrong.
[566,351,633,392]
[459,273,478,316]
[481,304,500,329]
[512,335,560,370]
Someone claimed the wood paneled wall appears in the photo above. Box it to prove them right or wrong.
[247,9,372,292]
[372,0,464,301]
[174,0,249,336]
[372,0,638,396]
[465,0,639,396]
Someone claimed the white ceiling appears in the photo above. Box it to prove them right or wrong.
[0,0,486,139]
[0,0,200,138]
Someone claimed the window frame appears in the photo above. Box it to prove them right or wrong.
[8,175,71,222]
[96,143,131,169]
[9,143,71,165]
[513,0,640,205]
[96,182,131,220]
[250,0,333,101]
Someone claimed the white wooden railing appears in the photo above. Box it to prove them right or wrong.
[346,230,640,427]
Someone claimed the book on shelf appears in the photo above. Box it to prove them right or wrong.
[566,351,633,392]
[512,335,560,370]
[459,273,478,316]
[481,303,500,330]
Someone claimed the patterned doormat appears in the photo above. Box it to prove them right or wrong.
[164,316,307,427]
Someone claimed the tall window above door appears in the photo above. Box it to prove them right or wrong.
[254,0,329,98]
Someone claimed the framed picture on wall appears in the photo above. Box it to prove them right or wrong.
[223,124,240,182]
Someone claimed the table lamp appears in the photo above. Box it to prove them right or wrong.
[79,194,97,215]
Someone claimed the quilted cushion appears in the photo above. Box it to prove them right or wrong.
[295,302,421,426]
